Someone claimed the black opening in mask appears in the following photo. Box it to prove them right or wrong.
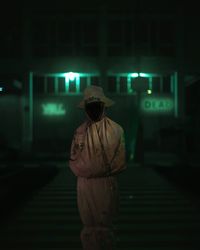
[85,101,105,122]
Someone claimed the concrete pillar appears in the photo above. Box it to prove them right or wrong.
[22,3,32,64]
[21,72,33,155]
[98,4,107,91]
[175,6,185,119]
[21,3,33,155]
[174,6,187,159]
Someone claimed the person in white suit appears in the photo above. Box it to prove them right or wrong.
[69,85,126,250]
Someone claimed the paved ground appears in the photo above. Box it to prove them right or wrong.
[0,162,200,250]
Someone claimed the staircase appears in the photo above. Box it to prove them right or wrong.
[0,164,200,250]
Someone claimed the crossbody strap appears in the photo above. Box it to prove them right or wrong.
[94,123,121,175]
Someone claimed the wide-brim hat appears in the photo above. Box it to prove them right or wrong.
[77,85,115,109]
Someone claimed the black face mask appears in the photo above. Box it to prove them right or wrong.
[85,102,105,122]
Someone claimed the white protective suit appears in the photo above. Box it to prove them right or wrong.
[69,113,126,250]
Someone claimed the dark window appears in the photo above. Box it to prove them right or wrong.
[135,20,149,56]
[33,20,49,44]
[163,76,171,93]
[0,18,22,58]
[32,19,56,57]
[159,20,174,44]
[133,77,149,92]
[73,20,81,56]
[58,77,65,92]
[108,19,133,56]
[57,46,74,56]
[124,20,133,55]
[91,76,100,86]
[124,20,132,46]
[119,77,127,93]
[57,20,73,44]
[150,20,159,55]
[159,45,175,57]
[82,46,98,56]
[108,76,116,92]
[33,76,44,94]
[47,77,55,94]
[33,45,49,57]
[82,20,98,44]
[108,46,123,56]
[135,21,149,44]
[108,20,123,44]
[80,77,87,92]
[152,77,161,93]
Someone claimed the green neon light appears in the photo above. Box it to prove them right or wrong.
[42,103,66,116]
[147,89,152,94]
[130,73,150,78]
[141,97,174,113]
[63,72,80,92]
[64,72,79,81]
[139,73,149,77]
[131,73,139,77]
[0,87,3,92]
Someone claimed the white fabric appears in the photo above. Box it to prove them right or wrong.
[69,116,126,250]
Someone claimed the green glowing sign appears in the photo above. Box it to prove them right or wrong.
[141,97,174,113]
[131,73,139,77]
[139,73,149,77]
[64,72,79,81]
[42,103,66,116]
[130,72,150,78]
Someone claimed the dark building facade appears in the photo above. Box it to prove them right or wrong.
[0,1,199,161]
